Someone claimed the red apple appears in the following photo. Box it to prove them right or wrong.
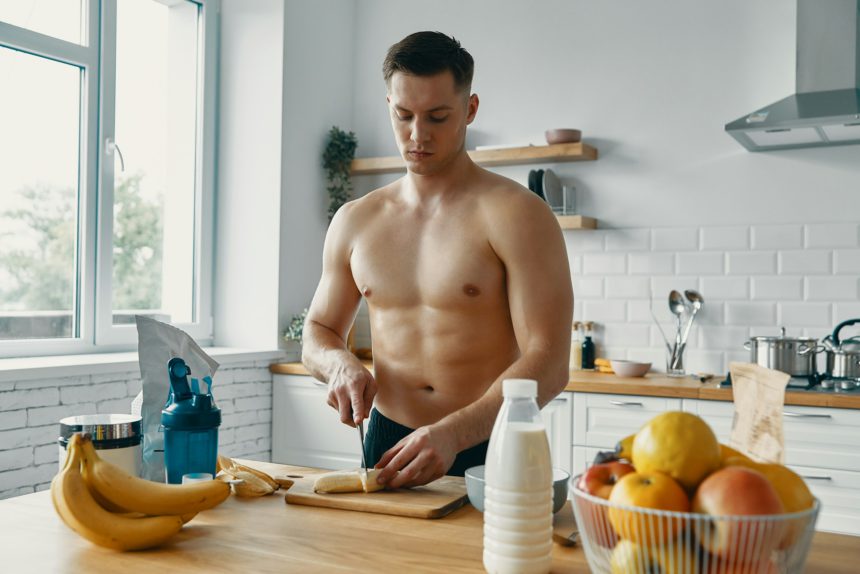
[577,461,635,499]
[693,466,785,563]
[575,461,634,549]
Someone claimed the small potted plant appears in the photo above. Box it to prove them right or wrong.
[283,308,309,347]
[322,126,358,223]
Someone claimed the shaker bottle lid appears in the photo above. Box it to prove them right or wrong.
[502,379,538,398]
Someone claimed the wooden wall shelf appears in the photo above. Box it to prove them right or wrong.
[350,142,597,175]
[556,215,597,230]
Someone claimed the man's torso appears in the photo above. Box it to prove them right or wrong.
[347,173,523,427]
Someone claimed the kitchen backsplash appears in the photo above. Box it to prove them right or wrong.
[0,360,273,501]
[564,222,860,375]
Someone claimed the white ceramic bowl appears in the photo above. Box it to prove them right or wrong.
[610,360,651,377]
[465,465,570,513]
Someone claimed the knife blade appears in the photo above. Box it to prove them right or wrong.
[357,419,368,476]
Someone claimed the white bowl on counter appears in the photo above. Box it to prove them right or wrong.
[609,360,651,377]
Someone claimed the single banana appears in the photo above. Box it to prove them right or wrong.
[314,470,363,493]
[230,470,277,497]
[51,435,184,551]
[78,435,230,515]
[313,469,383,493]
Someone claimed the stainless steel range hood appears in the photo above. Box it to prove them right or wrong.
[726,0,860,151]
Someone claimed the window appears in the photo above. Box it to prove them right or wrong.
[0,0,218,357]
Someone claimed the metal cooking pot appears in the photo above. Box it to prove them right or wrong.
[824,319,860,380]
[744,327,818,377]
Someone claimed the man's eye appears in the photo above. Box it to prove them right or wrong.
[430,116,448,123]
[397,115,413,122]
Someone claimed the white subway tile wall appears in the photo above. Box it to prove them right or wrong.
[565,223,860,374]
[0,360,274,500]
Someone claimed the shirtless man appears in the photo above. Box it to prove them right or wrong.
[302,31,573,489]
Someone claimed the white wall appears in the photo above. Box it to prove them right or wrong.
[278,0,358,356]
[214,0,284,349]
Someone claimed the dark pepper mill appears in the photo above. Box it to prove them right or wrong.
[581,321,596,370]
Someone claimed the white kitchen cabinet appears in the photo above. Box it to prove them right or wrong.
[683,398,860,535]
[272,374,362,470]
[787,464,860,535]
[572,392,682,449]
[541,392,572,475]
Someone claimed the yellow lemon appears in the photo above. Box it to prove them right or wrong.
[632,411,721,492]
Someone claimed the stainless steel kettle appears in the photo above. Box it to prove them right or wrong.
[822,319,860,380]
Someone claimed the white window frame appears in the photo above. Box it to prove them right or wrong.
[0,0,218,359]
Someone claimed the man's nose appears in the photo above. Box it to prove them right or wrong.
[410,120,431,144]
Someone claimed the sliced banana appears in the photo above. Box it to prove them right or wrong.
[314,468,383,493]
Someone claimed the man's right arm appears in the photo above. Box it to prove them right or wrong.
[301,204,376,427]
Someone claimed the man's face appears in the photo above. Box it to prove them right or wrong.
[387,71,478,176]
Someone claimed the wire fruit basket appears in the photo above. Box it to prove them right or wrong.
[571,477,820,574]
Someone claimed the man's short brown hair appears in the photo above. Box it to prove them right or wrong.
[383,31,474,93]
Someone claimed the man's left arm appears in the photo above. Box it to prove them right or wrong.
[376,191,573,488]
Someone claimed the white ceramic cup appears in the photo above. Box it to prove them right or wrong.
[182,472,213,484]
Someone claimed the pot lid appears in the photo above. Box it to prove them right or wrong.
[751,326,817,343]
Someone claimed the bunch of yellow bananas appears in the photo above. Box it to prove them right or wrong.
[51,434,231,551]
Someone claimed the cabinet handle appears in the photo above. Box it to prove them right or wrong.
[800,475,833,481]
[783,412,832,419]
[609,401,644,407]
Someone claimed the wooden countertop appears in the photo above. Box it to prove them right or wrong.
[3,460,858,573]
[270,363,860,409]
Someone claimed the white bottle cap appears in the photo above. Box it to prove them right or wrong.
[502,379,538,398]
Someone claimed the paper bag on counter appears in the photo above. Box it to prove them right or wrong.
[728,362,790,464]
[132,316,219,482]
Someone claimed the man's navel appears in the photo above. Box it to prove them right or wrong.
[462,283,481,297]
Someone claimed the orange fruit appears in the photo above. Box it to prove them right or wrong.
[632,411,721,492]
[719,443,752,466]
[608,471,690,545]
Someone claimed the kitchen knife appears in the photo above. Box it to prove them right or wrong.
[358,419,368,475]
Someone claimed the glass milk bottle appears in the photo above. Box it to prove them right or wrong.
[483,379,553,574]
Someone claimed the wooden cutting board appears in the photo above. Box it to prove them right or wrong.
[283,469,468,519]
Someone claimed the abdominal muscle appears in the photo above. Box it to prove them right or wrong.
[368,305,520,429]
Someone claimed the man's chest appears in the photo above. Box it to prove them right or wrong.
[349,222,506,309]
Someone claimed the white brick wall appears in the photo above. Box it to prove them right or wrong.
[0,358,276,500]
[567,223,860,375]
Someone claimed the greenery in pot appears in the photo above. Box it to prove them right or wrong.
[283,308,309,345]
[322,126,358,223]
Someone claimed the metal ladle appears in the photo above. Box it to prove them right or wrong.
[681,289,704,345]
[669,290,686,370]
[673,290,704,370]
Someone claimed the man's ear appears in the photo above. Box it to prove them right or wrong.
[466,93,479,125]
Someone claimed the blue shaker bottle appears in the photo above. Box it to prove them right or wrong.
[161,357,221,484]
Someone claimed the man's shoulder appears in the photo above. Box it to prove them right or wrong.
[473,169,551,217]
[332,181,400,227]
